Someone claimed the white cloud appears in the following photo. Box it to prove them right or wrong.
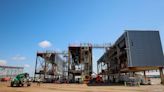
[24,64,30,68]
[0,60,7,66]
[38,40,52,48]
[12,55,26,61]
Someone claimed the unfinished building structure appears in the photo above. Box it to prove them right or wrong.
[97,31,164,83]
[0,66,24,79]
[34,51,66,83]
[68,44,92,83]
[68,43,111,83]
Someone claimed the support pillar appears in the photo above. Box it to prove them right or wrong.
[73,74,75,83]
[143,71,146,80]
[159,67,164,84]
[97,63,99,74]
[34,56,38,82]
[101,62,102,73]
[133,72,135,77]
[68,50,70,83]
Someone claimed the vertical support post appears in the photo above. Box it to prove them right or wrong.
[90,47,92,76]
[34,54,38,82]
[132,72,135,77]
[143,71,146,80]
[73,74,75,83]
[44,54,47,80]
[107,62,110,82]
[97,62,99,74]
[159,67,164,84]
[54,53,56,76]
[68,49,70,83]
[101,62,102,74]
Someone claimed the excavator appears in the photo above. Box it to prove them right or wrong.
[11,73,31,87]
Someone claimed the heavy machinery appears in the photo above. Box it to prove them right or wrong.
[88,75,103,84]
[11,73,31,87]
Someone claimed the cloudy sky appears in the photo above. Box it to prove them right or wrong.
[0,0,164,76]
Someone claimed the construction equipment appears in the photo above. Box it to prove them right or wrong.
[88,74,103,84]
[86,72,104,84]
[11,73,31,87]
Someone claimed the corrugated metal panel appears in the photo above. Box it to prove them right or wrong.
[126,31,164,67]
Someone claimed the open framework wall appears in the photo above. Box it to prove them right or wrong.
[68,46,92,83]
[34,51,65,82]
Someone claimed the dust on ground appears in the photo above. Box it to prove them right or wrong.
[0,81,164,92]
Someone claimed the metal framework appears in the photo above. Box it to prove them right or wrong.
[68,46,92,83]
[97,31,164,84]
[34,51,67,82]
[68,43,111,83]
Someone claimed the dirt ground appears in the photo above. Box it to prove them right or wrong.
[0,82,164,92]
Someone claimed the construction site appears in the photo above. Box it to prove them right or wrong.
[2,0,164,91]
[32,31,164,85]
[1,30,164,92]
